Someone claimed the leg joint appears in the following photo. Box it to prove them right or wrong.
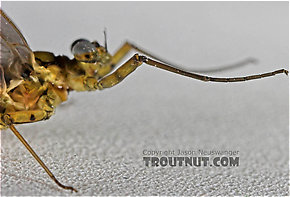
[2,114,12,126]
[133,53,148,63]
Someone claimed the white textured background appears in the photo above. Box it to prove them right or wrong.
[1,2,289,196]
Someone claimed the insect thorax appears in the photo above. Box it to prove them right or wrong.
[0,49,114,127]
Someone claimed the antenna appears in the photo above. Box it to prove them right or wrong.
[104,28,108,52]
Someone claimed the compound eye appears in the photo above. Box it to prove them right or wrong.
[91,41,100,48]
[71,39,97,62]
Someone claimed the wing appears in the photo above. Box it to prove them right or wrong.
[0,65,6,94]
[0,9,33,90]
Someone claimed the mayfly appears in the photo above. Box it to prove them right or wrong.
[0,9,288,192]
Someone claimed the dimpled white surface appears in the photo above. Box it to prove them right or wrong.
[1,2,289,196]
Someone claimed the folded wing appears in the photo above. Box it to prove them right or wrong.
[0,9,33,93]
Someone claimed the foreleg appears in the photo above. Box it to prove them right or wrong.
[98,54,288,89]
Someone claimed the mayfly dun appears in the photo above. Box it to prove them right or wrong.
[0,9,288,192]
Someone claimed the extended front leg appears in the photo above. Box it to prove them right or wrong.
[97,54,288,90]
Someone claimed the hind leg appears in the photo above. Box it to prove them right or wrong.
[3,109,52,125]
[2,94,54,125]
[1,114,77,192]
[0,114,7,129]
